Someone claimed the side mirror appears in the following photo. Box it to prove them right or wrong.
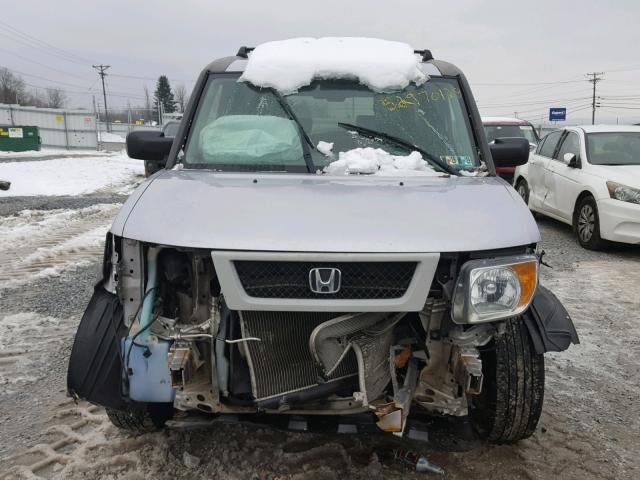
[489,137,530,168]
[563,152,580,168]
[126,131,173,161]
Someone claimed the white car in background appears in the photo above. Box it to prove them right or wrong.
[514,125,640,249]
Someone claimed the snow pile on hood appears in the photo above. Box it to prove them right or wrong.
[317,141,334,156]
[240,37,428,95]
[324,147,441,176]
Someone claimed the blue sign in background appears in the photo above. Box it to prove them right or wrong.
[549,107,567,121]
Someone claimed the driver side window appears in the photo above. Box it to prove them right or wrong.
[539,131,562,158]
[556,132,580,163]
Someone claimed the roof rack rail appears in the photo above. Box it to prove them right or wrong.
[236,46,255,58]
[414,49,433,61]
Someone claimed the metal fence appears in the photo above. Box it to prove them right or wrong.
[97,121,159,140]
[0,103,98,149]
[0,104,162,150]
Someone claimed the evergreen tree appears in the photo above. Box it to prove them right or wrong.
[154,75,176,116]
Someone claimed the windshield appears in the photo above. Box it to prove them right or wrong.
[586,132,640,166]
[484,124,539,144]
[182,75,479,174]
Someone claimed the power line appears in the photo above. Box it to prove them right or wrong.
[0,20,93,65]
[478,96,591,109]
[473,78,585,87]
[110,72,193,84]
[1,66,142,98]
[586,72,604,125]
[486,103,593,118]
[18,80,144,100]
[0,47,94,82]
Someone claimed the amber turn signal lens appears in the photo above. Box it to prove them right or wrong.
[511,261,538,308]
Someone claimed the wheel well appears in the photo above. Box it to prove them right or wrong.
[514,176,526,187]
[572,191,594,227]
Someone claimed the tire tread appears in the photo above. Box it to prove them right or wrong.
[106,406,167,434]
[481,317,545,443]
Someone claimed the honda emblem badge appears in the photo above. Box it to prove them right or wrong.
[309,267,341,294]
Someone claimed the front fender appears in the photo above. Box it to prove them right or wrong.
[523,285,579,354]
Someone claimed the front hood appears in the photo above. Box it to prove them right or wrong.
[112,170,540,253]
[588,164,640,188]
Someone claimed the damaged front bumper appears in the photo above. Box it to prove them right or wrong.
[67,239,579,438]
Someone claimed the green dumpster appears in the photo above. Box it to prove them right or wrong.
[0,125,41,152]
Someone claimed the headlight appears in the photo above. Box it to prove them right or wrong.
[606,181,640,205]
[452,255,538,324]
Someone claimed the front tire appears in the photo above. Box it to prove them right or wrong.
[515,179,540,219]
[106,403,174,434]
[515,179,530,205]
[470,317,545,444]
[574,196,607,250]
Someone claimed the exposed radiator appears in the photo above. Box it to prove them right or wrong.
[239,311,358,401]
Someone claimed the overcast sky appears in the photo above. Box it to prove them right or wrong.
[2,0,640,123]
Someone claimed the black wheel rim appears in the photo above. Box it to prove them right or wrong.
[517,184,527,202]
[578,204,595,242]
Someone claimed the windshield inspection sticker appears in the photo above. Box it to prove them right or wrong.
[441,155,473,168]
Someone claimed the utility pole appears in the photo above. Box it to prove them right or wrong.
[127,100,132,134]
[587,72,604,125]
[93,95,101,151]
[93,64,111,132]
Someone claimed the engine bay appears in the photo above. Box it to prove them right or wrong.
[105,236,504,436]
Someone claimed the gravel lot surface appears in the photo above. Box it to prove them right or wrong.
[0,193,638,479]
[0,194,127,216]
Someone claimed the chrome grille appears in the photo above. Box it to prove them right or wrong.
[239,311,358,401]
[234,261,416,300]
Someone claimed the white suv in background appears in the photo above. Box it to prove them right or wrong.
[514,125,640,249]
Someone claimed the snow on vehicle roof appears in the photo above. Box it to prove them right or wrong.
[481,116,531,125]
[239,37,429,95]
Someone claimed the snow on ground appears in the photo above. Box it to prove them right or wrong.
[0,148,112,158]
[97,131,125,143]
[324,147,441,176]
[0,312,74,391]
[0,152,144,197]
[240,37,428,95]
[0,204,120,288]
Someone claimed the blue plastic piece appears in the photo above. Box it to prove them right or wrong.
[122,337,175,402]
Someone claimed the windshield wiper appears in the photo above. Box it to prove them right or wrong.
[337,122,459,176]
[271,89,316,173]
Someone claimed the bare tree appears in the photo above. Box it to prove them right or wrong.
[44,87,67,108]
[0,67,26,104]
[174,83,189,113]
[24,88,44,107]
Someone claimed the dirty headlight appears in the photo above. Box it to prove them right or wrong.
[606,181,640,205]
[452,255,538,324]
